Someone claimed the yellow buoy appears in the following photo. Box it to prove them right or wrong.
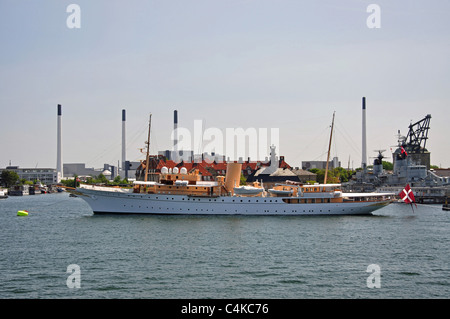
[17,210,29,216]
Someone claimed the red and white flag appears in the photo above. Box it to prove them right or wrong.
[401,146,408,156]
[399,184,417,207]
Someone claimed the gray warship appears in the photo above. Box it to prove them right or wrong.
[343,114,450,203]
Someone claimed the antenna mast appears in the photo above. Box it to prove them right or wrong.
[144,114,152,183]
[324,111,335,184]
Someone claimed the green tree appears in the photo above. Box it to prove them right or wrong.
[333,167,346,183]
[111,175,129,185]
[60,175,79,188]
[1,170,19,187]
[308,168,325,183]
[19,178,33,186]
[96,174,109,184]
[240,173,247,185]
[308,167,356,184]
[382,161,393,170]
[112,175,122,185]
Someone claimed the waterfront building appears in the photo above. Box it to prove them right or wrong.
[63,162,140,181]
[0,166,57,185]
[302,157,341,170]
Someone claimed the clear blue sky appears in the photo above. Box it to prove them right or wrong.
[1,0,449,169]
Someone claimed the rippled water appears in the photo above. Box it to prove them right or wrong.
[0,192,449,298]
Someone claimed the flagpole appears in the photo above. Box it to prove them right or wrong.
[399,184,417,213]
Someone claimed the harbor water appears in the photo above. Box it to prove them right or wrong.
[0,192,448,299]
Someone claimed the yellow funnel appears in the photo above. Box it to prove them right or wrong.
[225,162,242,194]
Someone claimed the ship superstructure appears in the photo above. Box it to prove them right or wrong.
[344,114,449,203]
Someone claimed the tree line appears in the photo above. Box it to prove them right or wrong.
[307,161,395,184]
[60,174,129,188]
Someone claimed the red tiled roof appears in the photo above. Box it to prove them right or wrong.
[144,156,292,176]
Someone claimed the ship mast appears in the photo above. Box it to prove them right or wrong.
[324,111,335,184]
[144,113,152,183]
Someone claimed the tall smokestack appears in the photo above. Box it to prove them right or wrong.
[122,109,126,175]
[362,97,367,171]
[173,109,178,162]
[56,104,63,183]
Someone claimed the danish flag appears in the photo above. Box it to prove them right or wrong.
[401,146,408,156]
[399,184,417,207]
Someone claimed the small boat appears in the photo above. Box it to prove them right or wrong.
[233,186,264,196]
[0,190,8,199]
[443,197,450,211]
[17,210,29,216]
[268,188,294,196]
[233,180,265,196]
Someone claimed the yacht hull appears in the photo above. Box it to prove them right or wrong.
[75,187,390,216]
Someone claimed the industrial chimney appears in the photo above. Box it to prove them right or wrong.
[122,109,126,176]
[56,104,63,183]
[173,109,178,162]
[362,97,367,172]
